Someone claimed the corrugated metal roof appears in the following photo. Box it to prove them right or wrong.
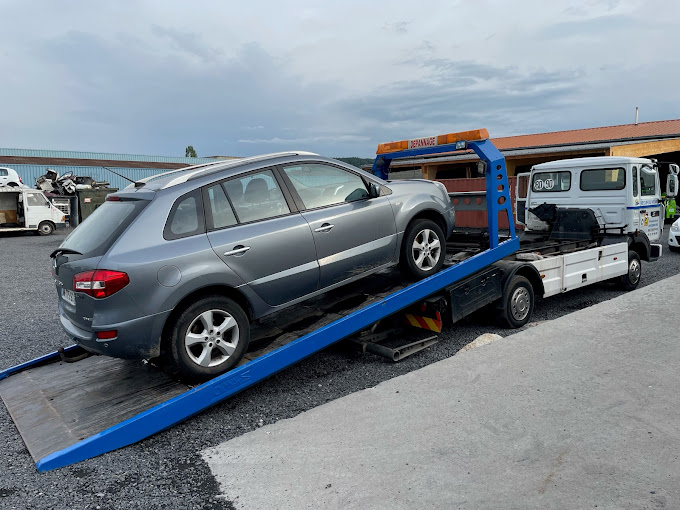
[0,148,217,165]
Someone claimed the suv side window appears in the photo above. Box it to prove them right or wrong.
[164,189,205,240]
[282,163,369,209]
[0,169,7,176]
[224,169,290,224]
[205,184,237,230]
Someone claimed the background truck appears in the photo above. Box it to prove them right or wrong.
[0,188,67,235]
[514,156,678,263]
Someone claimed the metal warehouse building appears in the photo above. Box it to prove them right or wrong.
[0,149,223,190]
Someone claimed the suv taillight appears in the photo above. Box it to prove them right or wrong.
[73,270,130,298]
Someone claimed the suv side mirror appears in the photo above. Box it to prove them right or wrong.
[368,182,380,199]
[667,174,678,198]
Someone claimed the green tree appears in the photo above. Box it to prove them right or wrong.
[336,157,374,168]
[185,145,197,158]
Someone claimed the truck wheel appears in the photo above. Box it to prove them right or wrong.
[498,275,534,328]
[37,221,55,235]
[166,296,250,383]
[400,219,445,279]
[618,250,641,291]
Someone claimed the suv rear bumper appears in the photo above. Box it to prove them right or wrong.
[59,307,171,359]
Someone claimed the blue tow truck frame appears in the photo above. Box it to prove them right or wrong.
[0,129,519,472]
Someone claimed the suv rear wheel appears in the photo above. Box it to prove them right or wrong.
[166,295,250,382]
[400,219,445,278]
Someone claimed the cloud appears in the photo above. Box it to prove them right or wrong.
[0,0,679,159]
[150,25,223,62]
[382,21,411,34]
[333,58,584,144]
[238,135,371,144]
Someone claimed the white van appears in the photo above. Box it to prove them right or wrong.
[0,188,67,235]
[516,156,678,261]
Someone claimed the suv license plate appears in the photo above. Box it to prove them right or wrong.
[62,288,76,306]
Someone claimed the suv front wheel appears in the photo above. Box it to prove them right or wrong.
[166,295,250,382]
[400,219,446,279]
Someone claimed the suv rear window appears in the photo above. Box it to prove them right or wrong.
[59,199,148,257]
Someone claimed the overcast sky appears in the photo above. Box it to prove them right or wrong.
[1,0,678,158]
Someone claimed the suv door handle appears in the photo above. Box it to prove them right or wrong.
[224,245,250,256]
[314,223,334,233]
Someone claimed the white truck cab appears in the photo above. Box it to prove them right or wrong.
[516,156,679,260]
[0,188,67,235]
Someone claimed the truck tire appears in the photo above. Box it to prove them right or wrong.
[37,221,55,236]
[165,296,250,383]
[400,219,445,279]
[497,275,534,328]
[618,250,641,291]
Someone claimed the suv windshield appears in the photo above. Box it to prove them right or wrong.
[59,199,149,257]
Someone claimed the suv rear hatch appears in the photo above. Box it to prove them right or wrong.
[52,194,151,332]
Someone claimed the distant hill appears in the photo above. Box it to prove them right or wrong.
[335,157,374,168]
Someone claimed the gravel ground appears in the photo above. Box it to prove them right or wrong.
[1,227,679,509]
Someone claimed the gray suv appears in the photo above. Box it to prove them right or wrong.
[52,152,455,381]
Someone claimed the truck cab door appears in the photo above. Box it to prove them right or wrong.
[638,164,662,241]
[515,172,530,226]
[24,191,52,229]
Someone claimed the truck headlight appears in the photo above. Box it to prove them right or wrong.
[672,223,680,232]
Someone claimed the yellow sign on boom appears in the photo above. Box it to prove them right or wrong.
[376,128,489,155]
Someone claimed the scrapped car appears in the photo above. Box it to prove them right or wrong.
[0,167,23,187]
[52,152,455,381]
[669,217,680,252]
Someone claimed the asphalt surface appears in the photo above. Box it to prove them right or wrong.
[204,273,680,509]
[0,227,679,509]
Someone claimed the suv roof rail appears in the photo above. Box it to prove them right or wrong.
[160,151,318,189]
[127,160,229,188]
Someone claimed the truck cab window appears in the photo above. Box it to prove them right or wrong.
[531,171,571,192]
[640,165,657,196]
[632,166,638,197]
[580,168,625,191]
[26,193,48,207]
